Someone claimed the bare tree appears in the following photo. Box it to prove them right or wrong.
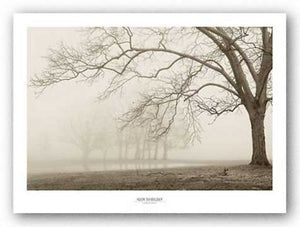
[62,114,110,167]
[63,118,94,168]
[31,27,272,166]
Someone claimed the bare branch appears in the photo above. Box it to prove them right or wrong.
[184,83,240,101]
[31,26,272,145]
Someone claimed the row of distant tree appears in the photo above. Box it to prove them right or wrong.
[62,115,187,165]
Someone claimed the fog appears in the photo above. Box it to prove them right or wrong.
[27,28,272,174]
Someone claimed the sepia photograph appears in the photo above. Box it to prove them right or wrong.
[13,13,286,213]
[27,26,273,191]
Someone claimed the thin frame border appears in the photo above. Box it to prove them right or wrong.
[13,13,286,213]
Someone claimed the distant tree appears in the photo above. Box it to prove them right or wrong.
[64,118,94,165]
[32,27,272,166]
[62,114,109,166]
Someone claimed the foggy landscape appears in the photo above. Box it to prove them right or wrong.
[27,27,272,190]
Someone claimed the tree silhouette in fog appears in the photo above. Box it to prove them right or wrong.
[32,27,272,165]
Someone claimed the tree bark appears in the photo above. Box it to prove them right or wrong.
[248,109,270,166]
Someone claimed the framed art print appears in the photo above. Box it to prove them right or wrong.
[13,13,286,213]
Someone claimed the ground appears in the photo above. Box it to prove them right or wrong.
[27,164,272,190]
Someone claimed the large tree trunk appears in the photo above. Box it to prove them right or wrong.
[248,108,270,166]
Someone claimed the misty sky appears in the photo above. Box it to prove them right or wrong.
[27,28,272,166]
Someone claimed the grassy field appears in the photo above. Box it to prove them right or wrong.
[27,164,272,190]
